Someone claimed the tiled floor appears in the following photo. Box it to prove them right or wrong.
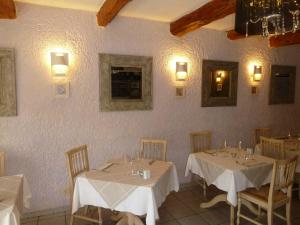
[21,184,300,225]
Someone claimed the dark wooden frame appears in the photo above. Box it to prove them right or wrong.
[202,60,239,107]
[269,65,296,105]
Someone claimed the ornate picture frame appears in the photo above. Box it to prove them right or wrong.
[0,48,17,116]
[99,53,152,111]
[201,60,239,107]
[269,65,296,105]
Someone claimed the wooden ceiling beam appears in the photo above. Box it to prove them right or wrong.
[0,0,16,19]
[269,30,300,48]
[97,0,131,27]
[227,29,300,47]
[170,0,236,37]
[227,30,247,40]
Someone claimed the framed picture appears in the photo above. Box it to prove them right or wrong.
[99,53,153,111]
[175,86,186,98]
[53,81,69,98]
[202,60,239,107]
[269,65,296,105]
[0,48,17,116]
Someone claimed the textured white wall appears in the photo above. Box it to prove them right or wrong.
[0,3,300,211]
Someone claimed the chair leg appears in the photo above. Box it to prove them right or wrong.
[98,207,102,224]
[298,182,300,200]
[257,206,262,218]
[69,215,74,225]
[237,198,241,225]
[230,205,235,225]
[286,201,291,225]
[267,209,273,225]
[84,205,88,215]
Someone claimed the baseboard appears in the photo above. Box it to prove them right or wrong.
[22,206,70,219]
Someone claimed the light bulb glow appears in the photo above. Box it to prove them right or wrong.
[51,52,69,78]
[176,61,188,81]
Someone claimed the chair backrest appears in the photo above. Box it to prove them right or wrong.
[0,151,5,176]
[260,136,285,159]
[140,139,167,161]
[284,139,300,151]
[254,128,271,145]
[65,145,89,190]
[268,156,298,203]
[190,131,211,153]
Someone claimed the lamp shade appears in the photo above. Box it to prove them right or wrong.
[51,52,69,77]
[176,62,188,81]
[253,65,262,81]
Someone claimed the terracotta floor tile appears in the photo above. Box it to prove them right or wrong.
[178,214,209,225]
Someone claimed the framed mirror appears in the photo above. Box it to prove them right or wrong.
[202,60,239,107]
[99,53,152,111]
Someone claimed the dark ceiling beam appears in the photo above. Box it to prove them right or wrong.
[269,30,300,48]
[170,0,236,37]
[227,30,247,40]
[97,0,131,26]
[227,29,300,47]
[0,0,16,19]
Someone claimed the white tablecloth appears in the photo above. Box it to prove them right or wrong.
[72,160,179,225]
[185,149,274,206]
[255,143,300,173]
[0,175,31,225]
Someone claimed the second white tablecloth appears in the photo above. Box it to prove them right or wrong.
[185,149,274,206]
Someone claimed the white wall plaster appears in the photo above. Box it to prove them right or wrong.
[0,3,300,211]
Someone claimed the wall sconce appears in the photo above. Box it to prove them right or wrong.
[216,74,222,83]
[51,52,69,78]
[253,65,262,81]
[215,71,225,83]
[176,62,188,81]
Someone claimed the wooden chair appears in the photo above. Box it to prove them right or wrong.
[260,137,285,160]
[65,145,102,225]
[284,139,300,151]
[114,212,144,225]
[285,139,300,199]
[0,151,5,176]
[190,131,212,197]
[140,139,167,161]
[237,155,298,225]
[190,131,211,153]
[255,128,271,145]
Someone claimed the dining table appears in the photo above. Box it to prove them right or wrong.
[0,175,31,225]
[185,148,274,225]
[71,158,179,225]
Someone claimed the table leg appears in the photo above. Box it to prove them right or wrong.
[200,194,227,208]
[200,194,235,225]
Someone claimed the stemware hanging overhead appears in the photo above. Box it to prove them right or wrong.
[242,0,300,37]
